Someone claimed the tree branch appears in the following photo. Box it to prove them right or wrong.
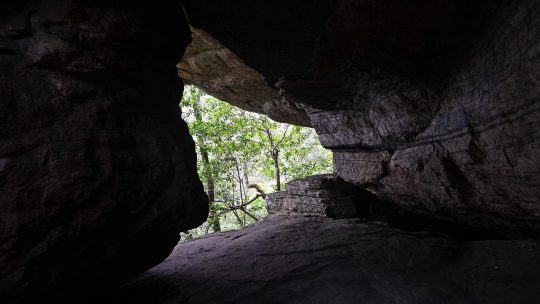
[240,208,258,221]
[275,125,290,148]
[217,193,264,216]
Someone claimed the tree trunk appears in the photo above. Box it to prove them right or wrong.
[273,150,281,191]
[261,119,285,192]
[201,152,215,202]
[194,95,220,232]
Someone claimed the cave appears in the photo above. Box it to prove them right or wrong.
[1,0,539,303]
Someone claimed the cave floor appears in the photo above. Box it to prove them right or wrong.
[98,215,540,304]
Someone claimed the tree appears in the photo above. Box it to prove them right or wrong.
[254,117,288,191]
[180,86,332,237]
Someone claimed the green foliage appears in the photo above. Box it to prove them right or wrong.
[179,85,332,240]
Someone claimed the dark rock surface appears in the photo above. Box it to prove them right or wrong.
[181,0,540,236]
[99,215,540,304]
[0,0,208,301]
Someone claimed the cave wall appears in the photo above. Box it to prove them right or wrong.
[181,0,540,236]
[362,1,540,236]
[0,0,207,301]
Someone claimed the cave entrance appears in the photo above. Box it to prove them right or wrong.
[179,85,332,239]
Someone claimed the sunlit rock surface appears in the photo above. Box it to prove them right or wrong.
[180,0,540,236]
[99,215,540,304]
[177,27,310,126]
[0,0,207,301]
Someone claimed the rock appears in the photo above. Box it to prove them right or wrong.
[265,174,367,218]
[0,0,208,301]
[333,151,392,185]
[181,0,540,236]
[177,27,310,127]
[97,215,540,304]
[264,175,506,240]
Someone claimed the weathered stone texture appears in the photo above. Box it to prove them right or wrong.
[371,1,540,236]
[333,151,392,185]
[98,215,540,304]
[265,174,361,218]
[0,0,207,301]
[177,27,310,126]
[308,71,440,149]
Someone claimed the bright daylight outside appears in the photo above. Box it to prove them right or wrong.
[179,86,333,239]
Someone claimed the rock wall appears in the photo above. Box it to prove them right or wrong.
[181,0,540,237]
[0,0,207,301]
[331,1,540,237]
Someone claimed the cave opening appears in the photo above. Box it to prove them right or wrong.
[178,85,333,239]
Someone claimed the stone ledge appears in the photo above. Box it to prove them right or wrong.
[265,174,362,218]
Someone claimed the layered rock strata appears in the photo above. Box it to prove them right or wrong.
[265,174,362,218]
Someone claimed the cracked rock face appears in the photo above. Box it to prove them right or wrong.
[0,0,207,301]
[181,0,540,236]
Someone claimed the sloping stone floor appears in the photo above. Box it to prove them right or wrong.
[95,215,540,304]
